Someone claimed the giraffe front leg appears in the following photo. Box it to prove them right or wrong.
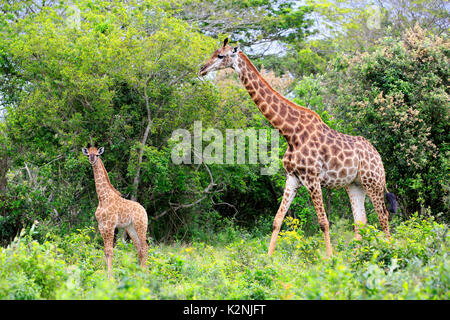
[268,175,300,256]
[99,226,115,279]
[308,182,333,257]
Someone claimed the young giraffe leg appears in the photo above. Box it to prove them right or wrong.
[307,181,333,257]
[137,223,148,269]
[125,224,143,264]
[99,227,115,279]
[126,210,148,270]
[268,174,300,256]
[345,184,367,240]
[366,187,391,239]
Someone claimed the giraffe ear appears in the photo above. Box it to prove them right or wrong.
[232,46,239,53]
[98,147,104,155]
[82,148,89,156]
[223,37,228,47]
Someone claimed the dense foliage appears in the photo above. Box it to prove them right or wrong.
[0,217,448,299]
[0,0,282,243]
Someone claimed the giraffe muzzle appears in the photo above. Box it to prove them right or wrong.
[89,154,99,165]
[198,64,209,76]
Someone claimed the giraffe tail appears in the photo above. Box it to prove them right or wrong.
[385,191,397,214]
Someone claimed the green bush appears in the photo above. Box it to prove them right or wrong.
[277,217,321,263]
[0,224,67,299]
[350,215,449,271]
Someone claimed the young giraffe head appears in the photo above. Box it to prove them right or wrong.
[199,38,240,76]
[82,145,104,166]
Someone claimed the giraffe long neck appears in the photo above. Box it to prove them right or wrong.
[92,158,121,203]
[235,52,324,142]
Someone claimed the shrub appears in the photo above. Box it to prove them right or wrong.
[350,215,449,271]
[277,216,321,263]
[0,224,67,299]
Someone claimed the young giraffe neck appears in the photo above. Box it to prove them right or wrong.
[92,158,121,203]
[235,52,324,142]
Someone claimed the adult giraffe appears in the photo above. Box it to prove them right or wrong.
[199,38,397,257]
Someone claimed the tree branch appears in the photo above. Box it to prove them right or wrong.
[152,162,218,220]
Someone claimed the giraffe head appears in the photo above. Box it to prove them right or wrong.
[199,38,240,76]
[82,145,104,165]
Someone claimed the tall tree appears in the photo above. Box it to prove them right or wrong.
[0,0,285,241]
[171,0,315,54]
[305,0,449,56]
[0,0,222,239]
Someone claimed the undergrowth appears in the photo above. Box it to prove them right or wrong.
[0,215,448,299]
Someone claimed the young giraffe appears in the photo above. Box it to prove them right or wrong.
[82,146,148,277]
[199,39,397,257]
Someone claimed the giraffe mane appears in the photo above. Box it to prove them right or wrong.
[238,52,323,122]
[98,158,122,197]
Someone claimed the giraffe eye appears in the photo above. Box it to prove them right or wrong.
[217,54,225,59]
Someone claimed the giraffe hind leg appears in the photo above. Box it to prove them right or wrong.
[136,208,148,269]
[137,225,148,269]
[126,221,148,269]
[365,187,391,239]
[345,184,367,240]
[125,224,143,264]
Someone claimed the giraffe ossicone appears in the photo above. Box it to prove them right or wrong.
[82,146,148,278]
[199,38,396,257]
